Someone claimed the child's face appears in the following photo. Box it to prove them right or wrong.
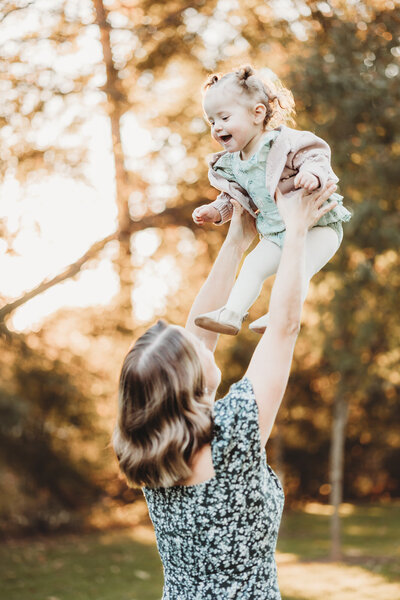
[203,84,261,154]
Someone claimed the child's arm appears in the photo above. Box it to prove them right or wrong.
[192,192,234,226]
[294,171,319,192]
[192,204,221,225]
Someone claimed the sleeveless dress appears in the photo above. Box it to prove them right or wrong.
[213,130,351,245]
[143,377,285,599]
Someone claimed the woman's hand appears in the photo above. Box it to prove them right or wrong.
[276,183,338,233]
[225,200,257,253]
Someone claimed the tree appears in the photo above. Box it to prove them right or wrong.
[0,0,223,329]
[282,0,400,559]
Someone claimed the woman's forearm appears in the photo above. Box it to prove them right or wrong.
[246,186,337,445]
[185,239,244,349]
[268,226,307,334]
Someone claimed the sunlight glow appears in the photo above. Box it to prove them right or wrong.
[11,261,120,331]
[0,7,186,333]
[2,110,173,332]
[132,256,181,322]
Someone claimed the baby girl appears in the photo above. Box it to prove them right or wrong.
[193,65,351,335]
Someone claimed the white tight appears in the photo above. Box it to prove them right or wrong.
[225,226,340,316]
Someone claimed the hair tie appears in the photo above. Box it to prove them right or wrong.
[237,65,254,86]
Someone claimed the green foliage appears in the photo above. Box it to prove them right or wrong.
[0,334,105,533]
[0,0,93,182]
[286,2,400,247]
[267,1,400,501]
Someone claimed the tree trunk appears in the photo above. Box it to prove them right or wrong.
[329,385,348,561]
[93,0,133,326]
[0,203,196,327]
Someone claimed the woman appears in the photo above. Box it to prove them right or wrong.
[114,183,338,599]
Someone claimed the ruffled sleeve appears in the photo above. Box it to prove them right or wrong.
[213,152,235,181]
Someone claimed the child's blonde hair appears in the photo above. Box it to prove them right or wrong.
[204,65,295,129]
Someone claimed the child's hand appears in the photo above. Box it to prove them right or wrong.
[294,171,319,192]
[192,205,221,225]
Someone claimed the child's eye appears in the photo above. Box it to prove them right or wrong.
[222,116,229,121]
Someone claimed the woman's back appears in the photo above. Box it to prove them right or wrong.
[143,377,284,599]
[176,440,215,487]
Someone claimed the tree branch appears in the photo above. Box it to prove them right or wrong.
[0,202,202,322]
[0,232,117,322]
[0,1,34,23]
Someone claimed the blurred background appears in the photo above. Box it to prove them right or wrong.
[0,0,399,599]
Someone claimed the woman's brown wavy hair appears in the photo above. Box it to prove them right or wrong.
[113,320,213,488]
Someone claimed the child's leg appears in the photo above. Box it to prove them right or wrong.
[249,225,340,334]
[303,225,341,301]
[225,238,282,315]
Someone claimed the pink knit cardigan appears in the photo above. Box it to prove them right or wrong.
[208,125,340,224]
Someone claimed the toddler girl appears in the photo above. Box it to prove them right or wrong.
[193,65,351,335]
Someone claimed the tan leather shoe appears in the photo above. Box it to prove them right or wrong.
[249,313,270,334]
[194,307,246,335]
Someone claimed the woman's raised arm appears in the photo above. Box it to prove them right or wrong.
[246,184,338,447]
[186,202,256,352]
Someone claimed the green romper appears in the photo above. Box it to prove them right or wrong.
[213,130,351,247]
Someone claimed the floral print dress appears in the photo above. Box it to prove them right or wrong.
[143,377,285,599]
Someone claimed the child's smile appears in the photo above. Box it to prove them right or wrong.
[203,83,266,160]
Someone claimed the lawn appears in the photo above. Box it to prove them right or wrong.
[1,529,163,600]
[1,502,399,600]
[278,502,400,580]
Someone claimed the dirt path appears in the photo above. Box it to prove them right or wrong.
[277,552,400,600]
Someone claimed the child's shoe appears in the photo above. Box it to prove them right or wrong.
[249,313,270,334]
[195,307,246,335]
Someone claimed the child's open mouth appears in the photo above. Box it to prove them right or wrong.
[220,134,232,143]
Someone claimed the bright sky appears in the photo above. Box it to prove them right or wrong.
[0,110,179,331]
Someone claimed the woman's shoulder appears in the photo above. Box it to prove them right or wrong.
[212,376,263,473]
[213,376,257,434]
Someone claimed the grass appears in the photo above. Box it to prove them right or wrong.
[1,530,163,600]
[0,503,399,600]
[278,502,400,581]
